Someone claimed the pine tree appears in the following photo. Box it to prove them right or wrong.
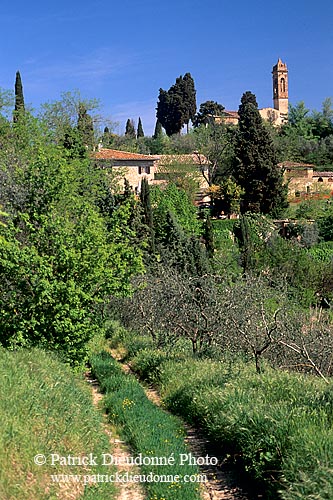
[125,118,136,138]
[233,91,288,215]
[14,71,25,122]
[137,117,144,138]
[193,100,225,127]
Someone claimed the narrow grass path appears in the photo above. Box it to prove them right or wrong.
[110,349,252,500]
[90,350,203,500]
[86,371,145,500]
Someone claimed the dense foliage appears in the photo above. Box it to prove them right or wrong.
[232,91,288,215]
[0,107,143,366]
[156,72,197,136]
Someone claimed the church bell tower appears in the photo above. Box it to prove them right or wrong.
[272,58,288,116]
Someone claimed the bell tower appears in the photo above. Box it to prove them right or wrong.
[272,58,288,116]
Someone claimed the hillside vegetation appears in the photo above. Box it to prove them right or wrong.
[0,348,116,500]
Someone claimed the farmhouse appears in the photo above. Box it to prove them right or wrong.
[94,148,159,192]
[93,149,209,202]
[280,161,333,198]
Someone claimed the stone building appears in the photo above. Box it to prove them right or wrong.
[93,148,159,193]
[93,149,209,202]
[220,59,289,126]
[280,161,333,199]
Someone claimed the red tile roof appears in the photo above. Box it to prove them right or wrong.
[223,110,239,118]
[94,149,159,161]
[313,172,333,177]
[278,161,314,168]
[155,153,209,165]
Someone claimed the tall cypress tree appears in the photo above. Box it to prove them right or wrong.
[204,215,215,258]
[140,177,155,251]
[153,119,163,139]
[140,177,153,228]
[14,71,25,122]
[156,85,183,136]
[77,103,94,150]
[125,118,136,138]
[137,117,144,138]
[182,73,197,133]
[233,91,287,215]
[156,73,196,136]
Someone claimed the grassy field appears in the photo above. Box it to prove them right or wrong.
[108,323,333,500]
[0,348,116,500]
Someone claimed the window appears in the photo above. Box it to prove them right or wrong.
[138,166,150,175]
[280,78,286,93]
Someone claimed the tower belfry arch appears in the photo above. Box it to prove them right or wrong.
[272,58,288,116]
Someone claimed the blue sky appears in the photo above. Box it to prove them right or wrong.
[1,0,332,135]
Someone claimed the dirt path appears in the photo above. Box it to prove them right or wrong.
[86,372,145,500]
[110,350,256,500]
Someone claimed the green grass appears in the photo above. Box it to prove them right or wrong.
[90,351,203,500]
[0,348,116,500]
[111,324,333,500]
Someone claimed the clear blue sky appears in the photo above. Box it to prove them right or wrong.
[1,0,332,135]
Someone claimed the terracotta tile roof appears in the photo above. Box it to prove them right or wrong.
[278,161,314,168]
[155,153,209,165]
[313,171,333,177]
[223,110,239,118]
[94,149,159,161]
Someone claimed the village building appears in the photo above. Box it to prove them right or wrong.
[280,161,333,198]
[219,59,289,126]
[93,148,210,202]
[93,59,332,206]
[93,148,159,192]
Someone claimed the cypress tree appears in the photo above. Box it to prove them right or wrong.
[124,178,132,200]
[14,71,25,122]
[156,86,183,136]
[102,126,113,148]
[156,73,197,136]
[77,103,94,149]
[160,211,210,276]
[140,177,153,228]
[204,215,215,258]
[182,73,197,133]
[125,118,136,138]
[140,177,155,251]
[153,119,163,139]
[233,91,287,215]
[137,117,144,138]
